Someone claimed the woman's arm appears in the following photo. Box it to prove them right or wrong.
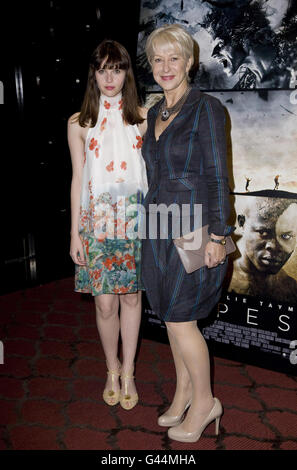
[199,97,233,267]
[200,97,232,237]
[137,106,148,136]
[67,113,86,265]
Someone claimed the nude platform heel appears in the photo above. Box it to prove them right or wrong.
[158,400,192,427]
[168,397,223,443]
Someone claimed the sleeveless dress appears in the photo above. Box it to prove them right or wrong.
[74,92,148,296]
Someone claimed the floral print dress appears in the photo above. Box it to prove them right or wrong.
[75,93,148,295]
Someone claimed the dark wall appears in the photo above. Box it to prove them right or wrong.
[0,0,141,294]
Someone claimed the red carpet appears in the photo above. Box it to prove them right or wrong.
[0,278,297,451]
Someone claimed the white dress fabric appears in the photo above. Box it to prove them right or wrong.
[79,92,148,239]
[75,92,148,296]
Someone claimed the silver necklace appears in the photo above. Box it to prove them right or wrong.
[159,86,191,121]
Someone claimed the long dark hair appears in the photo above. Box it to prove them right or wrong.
[77,40,143,127]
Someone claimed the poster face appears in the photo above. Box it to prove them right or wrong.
[228,194,297,302]
[202,193,297,375]
[137,0,297,90]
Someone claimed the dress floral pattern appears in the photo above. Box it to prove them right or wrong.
[75,92,148,296]
[75,236,142,295]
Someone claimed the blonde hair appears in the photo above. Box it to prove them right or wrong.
[145,24,194,66]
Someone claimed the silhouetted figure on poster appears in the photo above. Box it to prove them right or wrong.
[229,198,297,303]
[274,175,280,190]
[245,176,252,192]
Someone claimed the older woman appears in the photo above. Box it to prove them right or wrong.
[141,24,233,442]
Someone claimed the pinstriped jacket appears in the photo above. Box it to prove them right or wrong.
[142,87,234,237]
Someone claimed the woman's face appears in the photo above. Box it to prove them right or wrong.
[151,43,191,93]
[95,58,126,97]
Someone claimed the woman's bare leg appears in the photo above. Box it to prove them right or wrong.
[95,294,121,400]
[163,328,192,416]
[166,320,214,432]
[119,290,142,405]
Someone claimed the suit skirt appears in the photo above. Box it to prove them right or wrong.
[141,212,228,322]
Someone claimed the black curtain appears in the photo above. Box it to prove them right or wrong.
[0,0,141,294]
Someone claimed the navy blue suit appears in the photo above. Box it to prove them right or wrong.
[141,87,233,322]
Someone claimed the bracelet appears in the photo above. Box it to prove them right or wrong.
[210,237,226,246]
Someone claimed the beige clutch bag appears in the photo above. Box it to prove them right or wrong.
[173,224,236,273]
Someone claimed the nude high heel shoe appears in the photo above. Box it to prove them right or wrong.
[168,397,223,443]
[158,400,192,427]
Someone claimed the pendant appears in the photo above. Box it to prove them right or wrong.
[161,109,170,121]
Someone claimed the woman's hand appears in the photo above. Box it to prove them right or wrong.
[70,234,86,266]
[204,241,226,268]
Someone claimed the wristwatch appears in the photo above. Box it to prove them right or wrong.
[210,237,226,246]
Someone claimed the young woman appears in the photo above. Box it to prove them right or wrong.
[68,40,148,410]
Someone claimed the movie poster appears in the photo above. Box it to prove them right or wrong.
[201,193,297,374]
[138,1,297,374]
[137,0,297,91]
